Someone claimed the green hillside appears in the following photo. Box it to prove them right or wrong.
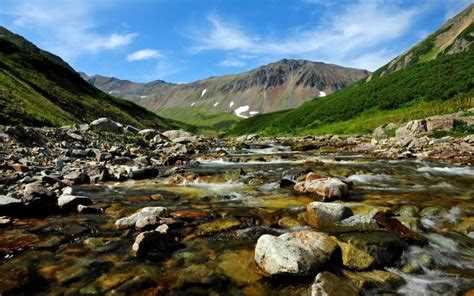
[157,107,241,134]
[228,5,474,136]
[0,26,185,130]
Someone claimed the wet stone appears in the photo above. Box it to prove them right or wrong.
[311,271,359,296]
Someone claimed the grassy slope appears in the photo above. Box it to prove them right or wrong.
[158,107,241,134]
[228,47,474,136]
[0,28,187,130]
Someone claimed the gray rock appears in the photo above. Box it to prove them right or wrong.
[115,207,168,229]
[306,202,353,230]
[395,120,427,140]
[254,230,338,276]
[162,130,193,141]
[77,204,103,214]
[64,171,90,185]
[90,118,123,133]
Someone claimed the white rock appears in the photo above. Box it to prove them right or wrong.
[90,118,123,133]
[294,174,349,200]
[254,230,338,276]
[306,202,353,230]
[115,206,168,229]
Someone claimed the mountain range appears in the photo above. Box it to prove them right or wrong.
[82,60,369,118]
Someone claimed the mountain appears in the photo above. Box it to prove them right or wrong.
[377,3,474,76]
[84,60,369,118]
[0,26,182,129]
[228,4,474,136]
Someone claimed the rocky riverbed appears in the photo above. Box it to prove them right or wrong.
[0,117,473,295]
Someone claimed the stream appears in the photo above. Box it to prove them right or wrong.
[1,144,473,295]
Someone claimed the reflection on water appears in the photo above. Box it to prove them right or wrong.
[1,145,473,295]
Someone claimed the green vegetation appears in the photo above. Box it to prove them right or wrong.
[228,48,474,136]
[0,27,187,130]
[158,107,241,134]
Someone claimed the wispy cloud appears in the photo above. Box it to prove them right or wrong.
[218,58,246,67]
[1,0,136,61]
[189,0,422,70]
[127,49,162,62]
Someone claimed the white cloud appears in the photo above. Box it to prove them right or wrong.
[127,49,162,62]
[1,0,137,61]
[218,58,246,67]
[189,1,421,70]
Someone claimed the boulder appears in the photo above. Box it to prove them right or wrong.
[0,195,23,215]
[90,118,123,133]
[162,130,193,141]
[77,205,103,214]
[63,171,90,185]
[333,213,381,233]
[138,129,159,140]
[295,174,349,200]
[306,202,353,230]
[337,231,407,268]
[132,229,182,258]
[115,207,168,229]
[395,120,427,140]
[311,272,359,296]
[426,114,456,132]
[254,230,338,276]
[58,195,92,211]
[129,167,160,180]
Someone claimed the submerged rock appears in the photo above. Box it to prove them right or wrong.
[254,230,338,276]
[311,272,359,296]
[337,231,407,268]
[306,202,353,230]
[294,173,349,200]
[342,269,404,290]
[132,229,182,258]
[115,207,168,230]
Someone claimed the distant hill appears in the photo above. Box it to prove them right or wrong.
[228,4,474,136]
[83,59,369,119]
[0,26,182,129]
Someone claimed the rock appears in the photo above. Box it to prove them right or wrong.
[196,218,241,236]
[333,213,381,233]
[57,195,92,211]
[306,202,353,230]
[22,182,51,201]
[311,272,359,296]
[129,167,160,180]
[395,120,427,140]
[83,237,121,253]
[0,196,23,215]
[90,118,123,133]
[63,171,90,185]
[66,131,84,141]
[294,174,349,200]
[342,270,404,290]
[254,230,338,276]
[214,226,283,243]
[77,205,103,214]
[124,125,139,134]
[115,207,168,229]
[395,205,419,217]
[132,230,182,258]
[426,114,456,132]
[337,231,407,268]
[278,216,303,229]
[138,129,159,139]
[162,130,193,141]
[339,241,375,270]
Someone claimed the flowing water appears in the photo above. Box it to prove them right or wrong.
[1,144,473,295]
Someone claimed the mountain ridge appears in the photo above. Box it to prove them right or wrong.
[0,26,182,129]
[83,59,370,118]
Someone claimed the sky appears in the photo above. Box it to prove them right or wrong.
[0,0,472,83]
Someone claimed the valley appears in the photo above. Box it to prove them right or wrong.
[0,2,473,296]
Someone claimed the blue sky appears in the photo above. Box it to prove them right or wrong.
[0,0,472,83]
